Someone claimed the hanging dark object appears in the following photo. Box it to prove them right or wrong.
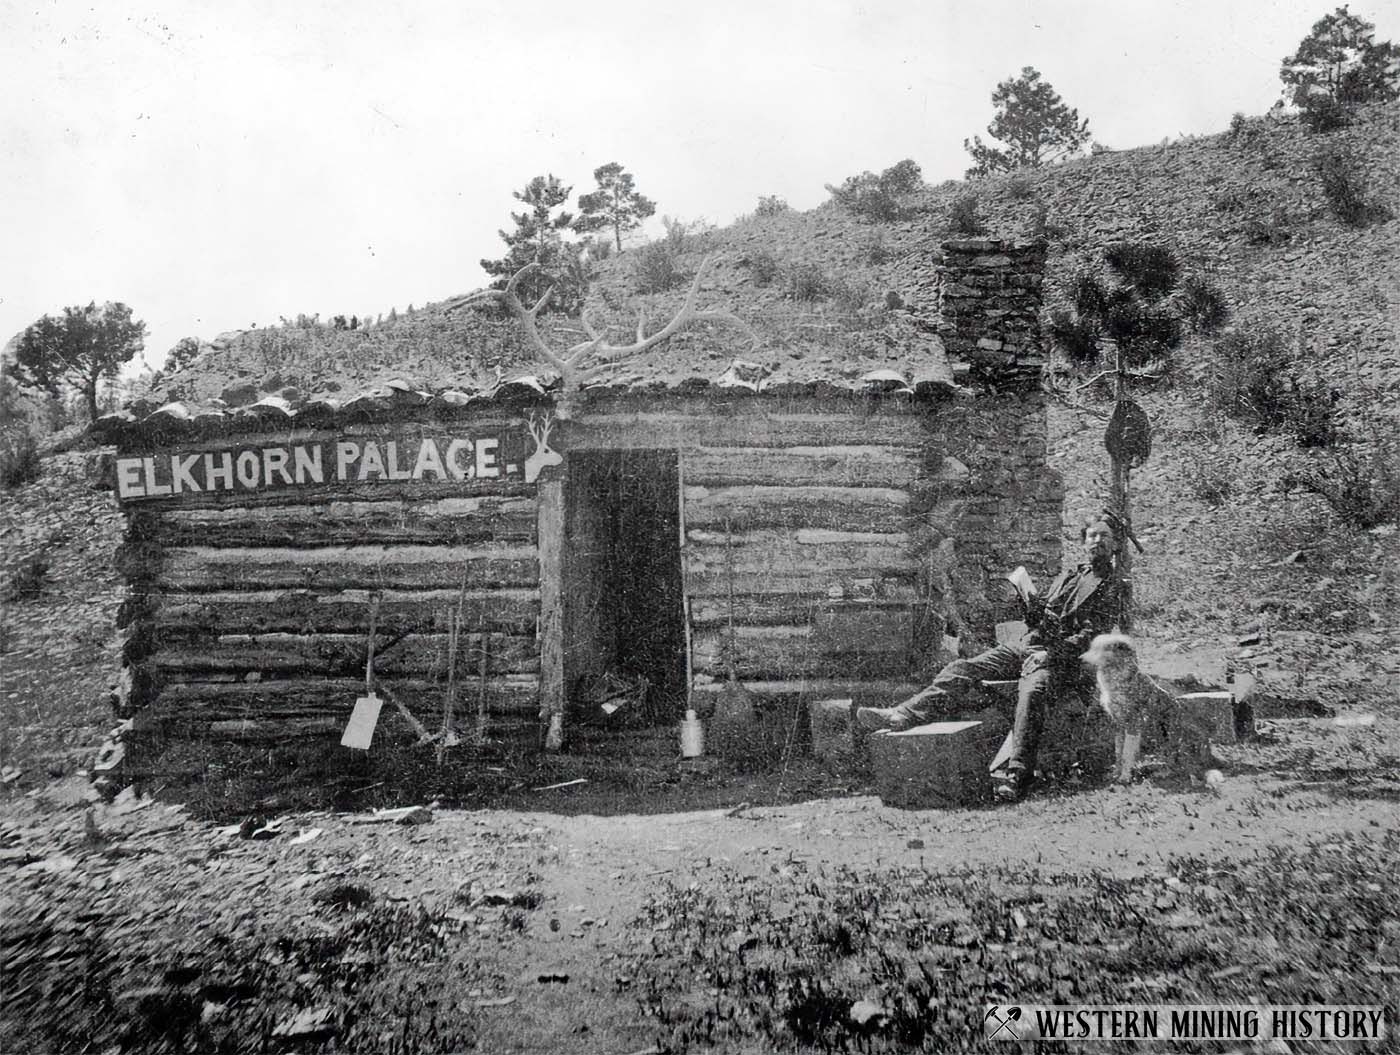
[1104,399,1152,468]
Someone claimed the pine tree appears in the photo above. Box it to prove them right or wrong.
[1280,6,1399,109]
[480,174,587,313]
[574,162,657,253]
[964,67,1090,178]
[7,302,147,423]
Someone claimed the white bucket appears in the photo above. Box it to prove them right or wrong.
[680,709,705,758]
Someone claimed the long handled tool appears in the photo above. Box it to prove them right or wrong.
[361,591,437,745]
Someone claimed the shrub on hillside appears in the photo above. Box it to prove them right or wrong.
[754,195,790,217]
[631,240,683,294]
[1207,325,1341,446]
[783,263,832,302]
[1186,452,1235,507]
[1313,147,1391,226]
[1300,95,1351,133]
[1207,324,1293,422]
[1284,443,1400,530]
[948,193,986,236]
[1004,174,1034,200]
[830,276,876,314]
[826,159,923,222]
[745,250,781,287]
[0,428,41,490]
[1242,206,1293,246]
[3,545,49,602]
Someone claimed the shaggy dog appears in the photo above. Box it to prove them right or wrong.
[1080,633,1219,784]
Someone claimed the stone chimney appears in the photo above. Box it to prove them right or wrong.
[936,239,1047,389]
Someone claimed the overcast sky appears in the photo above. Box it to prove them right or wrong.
[3,0,1396,371]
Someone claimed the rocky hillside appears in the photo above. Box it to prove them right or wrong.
[23,101,1400,719]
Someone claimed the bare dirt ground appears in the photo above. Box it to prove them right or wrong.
[3,451,1399,1053]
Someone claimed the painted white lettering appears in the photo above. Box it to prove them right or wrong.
[412,438,447,480]
[384,441,413,481]
[235,451,261,489]
[336,441,360,481]
[204,452,233,490]
[475,436,499,478]
[444,438,474,480]
[116,458,145,498]
[170,454,201,494]
[143,457,172,496]
[262,447,293,486]
[294,445,324,484]
[357,441,386,481]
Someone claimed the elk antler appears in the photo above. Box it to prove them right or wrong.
[446,256,758,394]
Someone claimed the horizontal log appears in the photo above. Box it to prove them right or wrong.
[157,544,539,591]
[684,485,912,532]
[147,675,542,725]
[153,588,541,635]
[685,534,914,597]
[194,713,543,743]
[691,679,925,704]
[153,632,538,678]
[125,478,537,511]
[687,588,920,627]
[683,446,924,489]
[568,412,923,450]
[146,497,538,547]
[691,626,914,679]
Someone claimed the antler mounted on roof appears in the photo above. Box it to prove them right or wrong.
[446,255,757,396]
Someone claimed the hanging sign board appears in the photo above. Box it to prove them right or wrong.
[113,419,562,503]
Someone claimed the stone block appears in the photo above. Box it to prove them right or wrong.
[869,717,1010,809]
[808,698,855,767]
[1177,691,1238,745]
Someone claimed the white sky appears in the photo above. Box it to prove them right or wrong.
[3,0,1396,371]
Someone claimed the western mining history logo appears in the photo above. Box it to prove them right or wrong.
[984,1004,1387,1043]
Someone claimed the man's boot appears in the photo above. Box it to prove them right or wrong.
[855,705,916,732]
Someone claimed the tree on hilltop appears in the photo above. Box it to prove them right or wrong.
[162,336,202,375]
[7,302,147,423]
[574,162,656,253]
[1280,5,1400,110]
[964,67,1090,178]
[480,174,589,314]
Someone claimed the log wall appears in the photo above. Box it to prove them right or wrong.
[114,418,545,750]
[565,392,1063,702]
[109,391,1062,764]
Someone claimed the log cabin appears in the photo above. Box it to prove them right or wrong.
[91,239,1065,782]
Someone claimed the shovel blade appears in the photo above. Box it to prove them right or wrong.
[341,694,383,750]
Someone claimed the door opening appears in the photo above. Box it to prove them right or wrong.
[564,450,686,725]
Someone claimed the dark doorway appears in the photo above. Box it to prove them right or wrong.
[564,450,686,725]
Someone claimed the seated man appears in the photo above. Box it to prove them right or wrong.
[856,515,1126,802]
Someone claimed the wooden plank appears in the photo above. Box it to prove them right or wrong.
[153,588,541,635]
[158,544,539,591]
[685,532,914,598]
[537,478,565,733]
[683,446,923,488]
[688,588,920,627]
[153,632,538,677]
[148,675,541,723]
[810,606,915,654]
[148,497,538,546]
[567,412,922,451]
[691,678,924,702]
[125,478,537,511]
[691,626,914,679]
[684,485,912,531]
